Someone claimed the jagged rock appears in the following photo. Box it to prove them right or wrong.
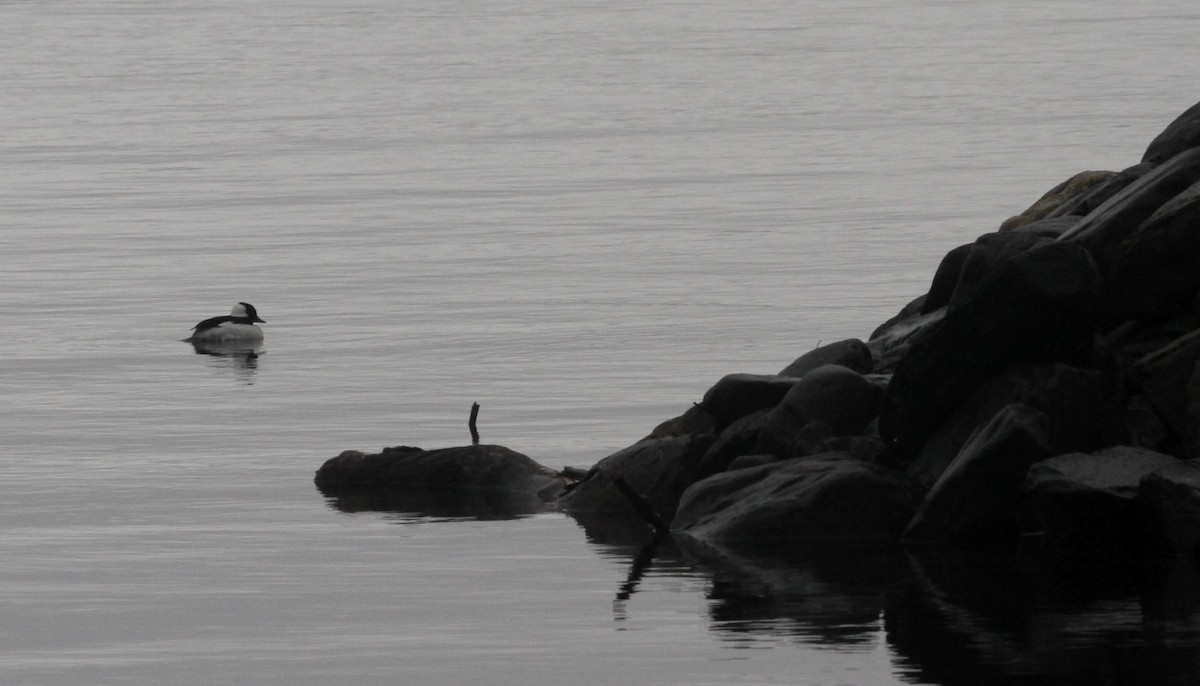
[672,453,921,547]
[558,434,714,523]
[1143,98,1200,164]
[868,298,945,373]
[778,338,873,377]
[313,444,569,517]
[1020,446,1182,556]
[695,408,772,479]
[1130,328,1200,450]
[999,170,1116,231]
[879,242,1102,460]
[908,363,1112,490]
[1060,147,1200,274]
[756,365,884,456]
[1121,394,1172,453]
[1049,162,1155,219]
[904,405,1051,546]
[699,373,800,429]
[1105,178,1200,322]
[1139,460,1200,558]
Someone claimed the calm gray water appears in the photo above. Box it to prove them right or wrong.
[3,1,1200,684]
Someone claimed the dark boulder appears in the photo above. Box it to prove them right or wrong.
[672,453,921,548]
[1020,446,1182,556]
[699,373,800,429]
[907,363,1112,490]
[695,408,772,478]
[1139,460,1200,558]
[646,403,718,440]
[756,365,885,456]
[1104,178,1200,322]
[904,405,1051,547]
[778,338,873,377]
[1060,147,1200,274]
[947,231,1056,308]
[921,243,973,314]
[879,242,1102,460]
[558,434,714,524]
[868,298,946,373]
[1143,98,1200,165]
[1130,328,1200,452]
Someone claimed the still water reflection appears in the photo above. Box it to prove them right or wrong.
[189,340,262,384]
[337,491,1200,684]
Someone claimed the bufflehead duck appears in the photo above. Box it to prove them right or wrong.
[188,302,266,342]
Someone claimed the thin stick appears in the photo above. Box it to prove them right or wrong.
[611,474,668,535]
[469,402,481,445]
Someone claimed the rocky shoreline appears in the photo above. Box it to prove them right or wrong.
[316,98,1200,563]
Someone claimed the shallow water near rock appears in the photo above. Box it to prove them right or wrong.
[4,1,1200,683]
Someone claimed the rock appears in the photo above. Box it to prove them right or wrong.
[672,453,921,547]
[1143,98,1200,164]
[1020,446,1182,556]
[947,231,1056,308]
[1048,162,1155,219]
[1139,460,1200,558]
[999,169,1116,231]
[921,243,973,314]
[1120,394,1172,453]
[868,298,946,374]
[879,242,1102,460]
[904,405,1051,546]
[727,454,780,471]
[313,444,569,518]
[1060,147,1200,273]
[1130,328,1200,450]
[778,338,873,377]
[1104,178,1200,322]
[558,434,714,524]
[646,403,718,440]
[1007,214,1083,238]
[695,408,772,478]
[908,363,1113,490]
[699,373,800,429]
[756,365,885,456]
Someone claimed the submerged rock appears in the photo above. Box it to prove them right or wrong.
[315,444,567,497]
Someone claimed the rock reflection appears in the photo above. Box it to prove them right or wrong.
[677,538,901,646]
[889,549,1200,685]
[189,340,261,383]
[580,529,1200,683]
[319,486,553,521]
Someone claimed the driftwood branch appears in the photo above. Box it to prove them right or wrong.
[469,402,480,445]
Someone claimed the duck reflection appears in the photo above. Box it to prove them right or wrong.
[190,340,261,383]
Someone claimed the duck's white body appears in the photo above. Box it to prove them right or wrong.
[188,302,266,342]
